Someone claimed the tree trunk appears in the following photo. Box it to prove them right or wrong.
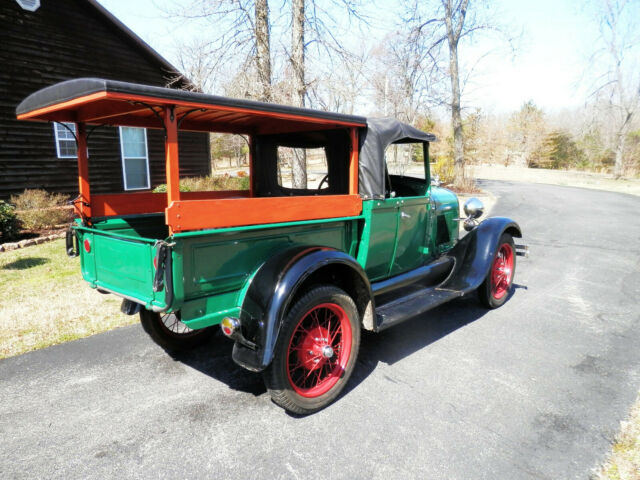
[449,39,464,181]
[443,0,468,184]
[255,0,271,102]
[613,119,630,178]
[290,0,307,188]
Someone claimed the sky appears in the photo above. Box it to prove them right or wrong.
[96,0,600,114]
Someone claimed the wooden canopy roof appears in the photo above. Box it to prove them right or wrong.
[16,78,367,135]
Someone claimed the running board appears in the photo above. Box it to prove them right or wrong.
[375,286,465,331]
[515,244,529,257]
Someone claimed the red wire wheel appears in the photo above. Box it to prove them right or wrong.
[479,233,516,309]
[286,303,352,398]
[264,285,361,414]
[490,243,514,300]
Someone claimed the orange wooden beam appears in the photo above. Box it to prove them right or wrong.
[90,191,249,217]
[349,128,359,195]
[249,135,255,197]
[166,195,363,233]
[75,122,91,220]
[163,106,180,233]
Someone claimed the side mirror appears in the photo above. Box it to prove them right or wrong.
[463,197,484,219]
[431,175,441,187]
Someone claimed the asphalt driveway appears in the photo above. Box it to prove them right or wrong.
[1,181,639,479]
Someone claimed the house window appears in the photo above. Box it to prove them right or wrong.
[53,123,77,158]
[119,127,150,190]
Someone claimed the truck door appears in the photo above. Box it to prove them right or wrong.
[363,142,432,280]
[391,194,429,276]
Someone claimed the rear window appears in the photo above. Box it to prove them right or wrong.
[276,147,329,190]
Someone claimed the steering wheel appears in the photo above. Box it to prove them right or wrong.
[317,174,329,191]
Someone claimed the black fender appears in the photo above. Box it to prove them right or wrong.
[441,217,522,293]
[232,246,372,372]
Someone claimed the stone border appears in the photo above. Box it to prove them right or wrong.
[0,232,66,252]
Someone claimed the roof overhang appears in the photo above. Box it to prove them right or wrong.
[16,78,367,135]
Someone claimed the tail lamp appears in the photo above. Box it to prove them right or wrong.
[83,238,91,253]
[221,317,240,337]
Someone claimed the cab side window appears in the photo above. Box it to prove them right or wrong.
[384,142,429,198]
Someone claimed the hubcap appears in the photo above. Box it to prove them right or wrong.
[322,345,334,359]
[491,243,514,300]
[286,303,352,398]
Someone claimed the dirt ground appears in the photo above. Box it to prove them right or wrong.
[472,164,640,197]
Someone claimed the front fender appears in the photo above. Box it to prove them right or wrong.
[442,217,522,293]
[232,246,371,372]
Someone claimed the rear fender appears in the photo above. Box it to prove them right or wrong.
[442,217,522,292]
[232,246,371,372]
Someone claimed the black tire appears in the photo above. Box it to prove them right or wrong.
[140,309,213,352]
[263,285,361,415]
[478,232,516,309]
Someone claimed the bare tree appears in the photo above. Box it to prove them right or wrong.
[164,0,272,100]
[287,0,367,187]
[307,48,368,114]
[442,0,468,182]
[507,101,548,167]
[401,0,513,183]
[587,0,640,177]
[369,29,437,124]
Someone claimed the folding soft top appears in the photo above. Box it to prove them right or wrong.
[359,118,437,199]
[16,78,367,135]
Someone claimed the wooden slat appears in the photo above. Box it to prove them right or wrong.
[165,195,363,232]
[91,190,249,217]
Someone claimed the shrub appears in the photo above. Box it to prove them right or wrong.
[152,183,192,193]
[10,189,72,230]
[0,201,20,242]
[431,156,456,185]
[153,174,249,193]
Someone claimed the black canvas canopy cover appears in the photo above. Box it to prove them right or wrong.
[358,118,436,199]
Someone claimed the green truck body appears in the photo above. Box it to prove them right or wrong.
[74,185,460,330]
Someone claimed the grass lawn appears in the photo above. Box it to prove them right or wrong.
[0,239,137,359]
[596,394,640,479]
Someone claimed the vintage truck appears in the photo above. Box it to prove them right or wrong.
[17,78,524,414]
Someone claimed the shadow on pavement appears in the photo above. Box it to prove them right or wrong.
[167,290,511,409]
[168,333,267,396]
[339,294,493,401]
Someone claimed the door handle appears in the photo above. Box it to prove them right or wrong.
[400,212,411,219]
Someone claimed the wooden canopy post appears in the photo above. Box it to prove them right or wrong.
[75,122,91,221]
[163,105,180,232]
[349,128,359,195]
[248,135,255,197]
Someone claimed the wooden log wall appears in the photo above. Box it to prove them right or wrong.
[0,0,210,200]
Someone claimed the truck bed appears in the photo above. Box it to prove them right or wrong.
[73,214,360,326]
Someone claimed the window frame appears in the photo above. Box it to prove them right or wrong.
[53,122,78,159]
[119,126,151,191]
